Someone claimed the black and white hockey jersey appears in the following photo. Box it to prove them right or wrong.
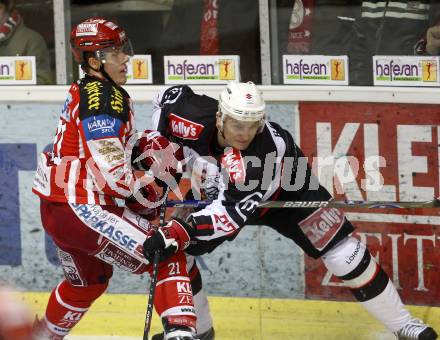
[155,85,298,242]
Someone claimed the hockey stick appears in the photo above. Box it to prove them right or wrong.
[143,190,168,340]
[166,198,440,209]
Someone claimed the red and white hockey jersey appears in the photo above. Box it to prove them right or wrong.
[33,76,135,205]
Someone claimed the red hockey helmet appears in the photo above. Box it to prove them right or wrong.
[70,17,133,63]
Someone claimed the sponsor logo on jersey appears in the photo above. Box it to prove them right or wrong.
[61,93,72,122]
[168,113,204,140]
[71,204,139,253]
[177,281,192,294]
[83,114,122,140]
[63,311,83,322]
[161,86,183,105]
[298,208,345,251]
[221,148,245,184]
[84,81,103,111]
[95,241,142,272]
[110,86,125,113]
[59,311,84,328]
[57,249,86,286]
[96,140,124,165]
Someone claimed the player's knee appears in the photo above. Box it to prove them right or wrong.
[60,280,108,305]
[322,236,378,288]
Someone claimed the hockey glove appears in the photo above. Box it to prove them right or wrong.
[125,184,160,221]
[132,130,183,179]
[142,219,194,262]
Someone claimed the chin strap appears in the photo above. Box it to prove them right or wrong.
[85,55,118,86]
[99,63,118,86]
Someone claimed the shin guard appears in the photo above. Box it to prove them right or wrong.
[323,237,411,332]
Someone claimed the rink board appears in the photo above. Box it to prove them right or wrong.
[299,103,440,306]
[23,292,440,340]
[0,91,440,313]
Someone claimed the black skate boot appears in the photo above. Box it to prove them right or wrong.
[394,318,438,340]
[163,325,195,340]
[152,326,215,340]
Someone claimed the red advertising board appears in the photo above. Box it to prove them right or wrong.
[299,102,440,306]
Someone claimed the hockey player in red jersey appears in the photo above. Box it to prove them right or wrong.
[32,18,198,340]
[143,82,438,340]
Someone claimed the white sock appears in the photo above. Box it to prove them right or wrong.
[361,280,411,332]
[193,289,213,334]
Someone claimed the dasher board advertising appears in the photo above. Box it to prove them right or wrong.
[373,56,440,86]
[299,102,440,305]
[164,55,240,84]
[283,55,349,85]
[0,56,36,85]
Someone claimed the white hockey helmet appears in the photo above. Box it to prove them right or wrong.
[218,81,266,123]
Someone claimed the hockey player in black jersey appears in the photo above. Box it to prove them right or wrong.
[143,81,438,340]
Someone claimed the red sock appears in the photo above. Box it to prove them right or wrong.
[42,280,107,338]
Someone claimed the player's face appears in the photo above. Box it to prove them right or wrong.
[102,47,130,85]
[222,116,260,150]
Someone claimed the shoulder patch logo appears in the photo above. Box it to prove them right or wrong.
[298,208,345,251]
[60,93,72,122]
[82,114,122,141]
[168,113,204,140]
[221,147,245,184]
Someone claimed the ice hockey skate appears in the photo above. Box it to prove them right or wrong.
[152,327,215,340]
[395,318,438,340]
[161,325,196,340]
[32,317,64,340]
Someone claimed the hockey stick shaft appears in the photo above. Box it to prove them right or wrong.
[166,199,440,209]
[143,198,167,340]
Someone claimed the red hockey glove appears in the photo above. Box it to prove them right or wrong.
[125,184,160,220]
[132,130,183,177]
[142,219,194,262]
